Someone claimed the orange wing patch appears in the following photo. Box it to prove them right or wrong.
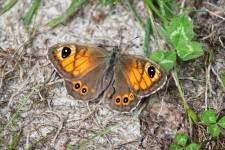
[50,44,107,79]
[55,47,93,77]
[72,49,91,77]
[128,61,161,92]
[61,55,75,72]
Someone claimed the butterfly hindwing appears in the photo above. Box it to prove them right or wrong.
[64,63,112,101]
[105,65,139,112]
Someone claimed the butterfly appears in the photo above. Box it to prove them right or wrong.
[48,43,167,112]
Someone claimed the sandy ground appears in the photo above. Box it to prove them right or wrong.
[0,0,147,149]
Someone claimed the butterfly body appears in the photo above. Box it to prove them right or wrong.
[48,43,166,112]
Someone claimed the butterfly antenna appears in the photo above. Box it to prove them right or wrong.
[118,28,124,49]
[123,36,140,53]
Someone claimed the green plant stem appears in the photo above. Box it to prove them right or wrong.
[171,69,198,123]
[171,70,189,110]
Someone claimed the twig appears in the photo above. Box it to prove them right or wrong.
[219,35,225,48]
[8,62,39,106]
[158,78,169,118]
[211,66,225,92]
[87,104,113,149]
[204,8,225,21]
[52,113,67,145]
[204,64,210,110]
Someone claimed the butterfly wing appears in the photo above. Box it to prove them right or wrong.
[48,43,111,101]
[106,54,166,112]
[106,65,138,112]
[121,55,167,96]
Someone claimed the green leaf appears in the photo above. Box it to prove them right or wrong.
[169,144,183,150]
[166,15,194,44]
[0,0,18,15]
[201,110,217,124]
[208,124,220,137]
[22,0,41,28]
[218,116,225,128]
[176,41,203,61]
[186,143,200,150]
[163,14,203,61]
[175,133,188,146]
[150,50,176,72]
[47,0,87,28]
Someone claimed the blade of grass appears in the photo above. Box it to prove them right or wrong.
[23,0,41,28]
[7,130,22,150]
[47,0,87,28]
[0,0,18,15]
[144,0,164,22]
[123,0,143,27]
[157,0,173,21]
[144,17,153,56]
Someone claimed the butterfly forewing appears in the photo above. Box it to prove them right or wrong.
[48,43,111,101]
[119,54,166,97]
